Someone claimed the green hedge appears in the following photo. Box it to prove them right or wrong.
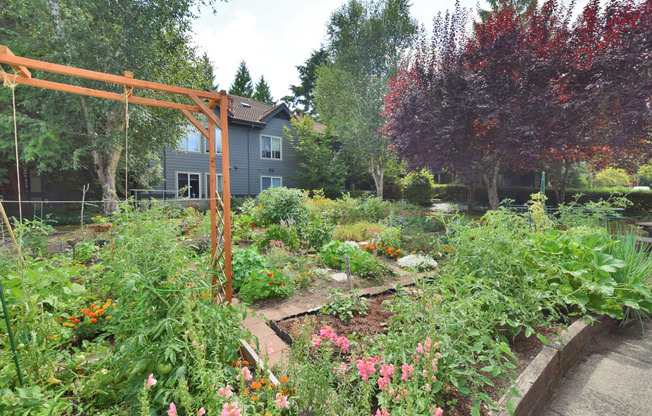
[433,184,652,213]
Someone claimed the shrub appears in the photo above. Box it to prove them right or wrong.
[256,186,307,226]
[432,184,652,213]
[595,168,632,187]
[257,224,301,252]
[401,169,435,206]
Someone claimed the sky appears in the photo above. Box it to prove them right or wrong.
[191,0,479,100]
[191,0,590,101]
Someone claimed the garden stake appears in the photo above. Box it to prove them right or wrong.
[0,279,25,386]
[344,254,353,292]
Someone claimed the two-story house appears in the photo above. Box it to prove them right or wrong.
[155,94,299,200]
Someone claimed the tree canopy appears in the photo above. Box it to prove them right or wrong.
[0,0,219,213]
[384,0,651,209]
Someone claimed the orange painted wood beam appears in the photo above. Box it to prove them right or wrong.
[0,47,220,101]
[180,109,209,138]
[3,73,201,112]
[188,95,222,130]
[0,46,31,78]
[220,91,233,302]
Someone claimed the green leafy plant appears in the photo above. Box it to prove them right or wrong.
[13,217,56,257]
[232,246,270,291]
[239,268,294,303]
[321,289,369,322]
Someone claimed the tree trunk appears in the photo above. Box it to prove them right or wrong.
[483,159,501,210]
[554,160,572,205]
[93,146,123,215]
[466,184,475,213]
[369,157,385,199]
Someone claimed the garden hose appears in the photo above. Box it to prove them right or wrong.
[0,279,24,386]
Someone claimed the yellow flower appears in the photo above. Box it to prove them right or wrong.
[62,322,75,327]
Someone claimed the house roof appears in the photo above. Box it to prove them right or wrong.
[226,94,290,125]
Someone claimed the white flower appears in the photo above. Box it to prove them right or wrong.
[397,254,438,270]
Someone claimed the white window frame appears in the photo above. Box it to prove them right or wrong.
[177,128,201,153]
[260,175,282,191]
[176,171,202,199]
[206,173,224,195]
[260,135,282,160]
[205,126,222,154]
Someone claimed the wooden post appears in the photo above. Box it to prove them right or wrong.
[344,254,353,292]
[208,116,218,298]
[220,91,233,302]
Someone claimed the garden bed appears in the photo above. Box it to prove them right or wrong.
[271,289,568,416]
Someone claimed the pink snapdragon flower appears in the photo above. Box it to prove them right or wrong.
[168,403,177,416]
[356,357,377,381]
[198,408,206,416]
[401,363,414,381]
[416,343,424,354]
[275,393,289,408]
[238,367,252,381]
[319,325,338,340]
[267,342,274,355]
[336,336,350,353]
[218,385,234,398]
[375,408,390,416]
[146,373,157,389]
[221,402,241,416]
[430,407,444,416]
[377,376,390,391]
[379,364,395,378]
[311,334,322,348]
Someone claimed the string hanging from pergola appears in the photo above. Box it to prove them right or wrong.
[0,45,234,302]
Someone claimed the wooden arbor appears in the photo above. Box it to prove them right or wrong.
[0,45,233,301]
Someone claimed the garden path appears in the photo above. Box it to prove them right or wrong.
[541,318,652,416]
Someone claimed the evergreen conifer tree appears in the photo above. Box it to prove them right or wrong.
[229,60,254,97]
[253,75,274,105]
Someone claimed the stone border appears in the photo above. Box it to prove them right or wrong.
[490,315,617,416]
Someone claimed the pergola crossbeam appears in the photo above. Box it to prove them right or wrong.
[0,52,219,101]
[0,45,232,303]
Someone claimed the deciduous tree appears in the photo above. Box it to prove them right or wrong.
[1,0,219,214]
[315,0,415,199]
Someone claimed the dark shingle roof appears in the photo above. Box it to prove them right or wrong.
[227,94,288,124]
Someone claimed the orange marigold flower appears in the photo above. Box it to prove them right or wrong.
[268,382,274,388]
[280,377,288,383]
[244,388,250,395]
[251,381,262,389]
[90,318,97,323]
[242,360,249,366]
[260,378,266,384]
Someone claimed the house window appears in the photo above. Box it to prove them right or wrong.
[261,135,281,160]
[177,173,200,198]
[205,126,222,154]
[178,129,200,152]
[206,173,224,195]
[261,176,282,191]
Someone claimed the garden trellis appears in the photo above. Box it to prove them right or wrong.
[0,45,233,302]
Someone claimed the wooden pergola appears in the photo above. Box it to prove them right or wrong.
[0,45,233,302]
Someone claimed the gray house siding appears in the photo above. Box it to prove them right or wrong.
[156,109,299,198]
